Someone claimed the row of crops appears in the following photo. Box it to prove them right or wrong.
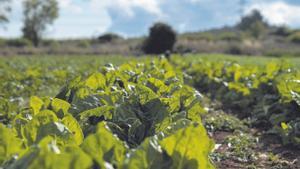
[0,55,299,168]
[0,58,214,169]
[174,58,300,146]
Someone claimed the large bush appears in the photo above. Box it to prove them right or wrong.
[273,26,292,37]
[142,22,176,54]
[97,33,123,43]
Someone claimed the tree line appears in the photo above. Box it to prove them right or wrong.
[0,0,288,54]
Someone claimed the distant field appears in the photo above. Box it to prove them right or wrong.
[0,55,138,66]
[1,53,299,98]
[182,54,300,68]
[2,54,300,67]
[0,55,140,98]
[2,53,298,106]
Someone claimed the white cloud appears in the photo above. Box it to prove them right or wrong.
[90,0,164,18]
[246,1,300,27]
[58,0,83,14]
[187,0,207,3]
[50,0,164,38]
[49,0,112,39]
[118,0,162,17]
[59,0,72,8]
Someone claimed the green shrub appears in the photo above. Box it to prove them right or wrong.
[273,26,292,36]
[142,22,176,54]
[219,32,241,41]
[6,38,32,47]
[98,33,122,43]
[0,38,5,47]
[77,40,90,48]
[182,32,214,41]
[226,45,242,55]
[289,32,300,43]
[248,21,267,38]
[196,32,214,41]
[42,39,59,48]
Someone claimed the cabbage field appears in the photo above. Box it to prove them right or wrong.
[0,55,299,169]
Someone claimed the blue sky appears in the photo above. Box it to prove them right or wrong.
[1,0,300,39]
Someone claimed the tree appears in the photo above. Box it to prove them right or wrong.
[0,0,11,25]
[237,9,268,38]
[238,9,265,30]
[142,22,176,54]
[249,20,267,38]
[22,0,59,46]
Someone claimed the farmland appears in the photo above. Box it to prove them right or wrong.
[0,54,299,169]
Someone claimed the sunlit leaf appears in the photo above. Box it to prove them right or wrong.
[51,98,71,115]
[30,96,44,115]
[85,73,106,90]
[62,114,84,145]
[0,124,24,164]
[81,122,126,168]
[160,124,215,169]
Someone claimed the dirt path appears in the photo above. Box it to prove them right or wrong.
[203,103,300,169]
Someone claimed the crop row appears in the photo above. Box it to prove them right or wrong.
[0,59,214,169]
[176,58,300,146]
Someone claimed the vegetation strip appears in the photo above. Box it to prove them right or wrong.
[0,58,214,169]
